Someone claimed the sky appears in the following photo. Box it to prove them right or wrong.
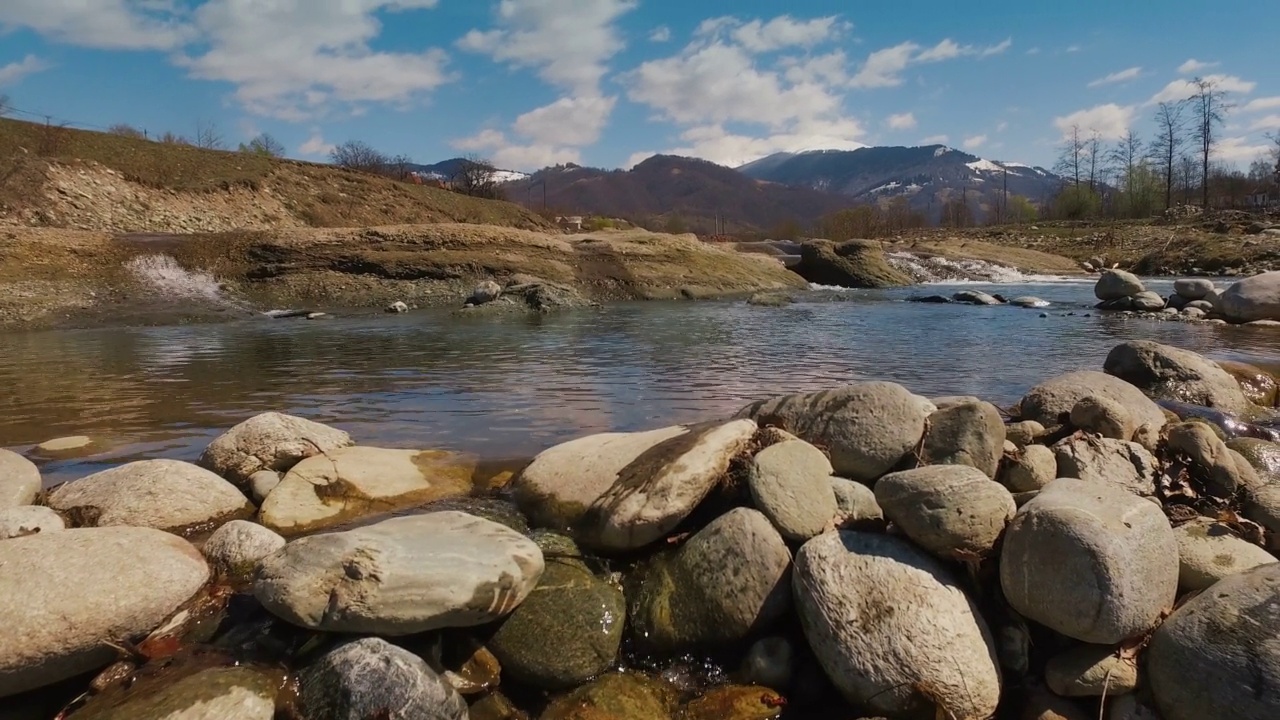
[0,1,1277,173]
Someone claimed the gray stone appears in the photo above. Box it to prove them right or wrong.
[1045,645,1139,697]
[929,395,981,410]
[829,477,883,526]
[0,527,209,697]
[1131,291,1167,311]
[874,465,1016,558]
[299,638,466,720]
[918,400,1006,479]
[793,531,1001,719]
[953,290,1001,305]
[254,512,544,635]
[740,637,794,690]
[0,506,65,539]
[202,520,286,583]
[748,439,837,541]
[1104,340,1255,416]
[736,382,929,482]
[999,444,1058,493]
[1167,293,1190,310]
[1148,563,1280,720]
[1168,422,1262,495]
[0,449,40,508]
[1019,370,1166,437]
[69,666,277,720]
[1011,296,1050,308]
[1174,517,1276,592]
[467,280,503,306]
[1245,483,1280,544]
[248,470,280,504]
[1187,299,1215,312]
[1054,436,1158,497]
[1095,269,1145,300]
[198,412,352,486]
[630,508,791,652]
[1000,478,1179,644]
[1182,307,1207,319]
[386,300,409,313]
[48,459,254,534]
[514,420,756,552]
[1217,271,1280,323]
[1005,420,1045,447]
[1070,395,1135,440]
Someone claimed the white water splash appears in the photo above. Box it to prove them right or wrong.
[125,254,254,312]
[887,252,1081,285]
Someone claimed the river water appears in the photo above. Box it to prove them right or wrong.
[4,276,1280,485]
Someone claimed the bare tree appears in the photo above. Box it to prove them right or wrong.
[1085,131,1102,192]
[239,133,285,158]
[194,120,225,150]
[451,155,502,199]
[159,131,190,145]
[1150,101,1186,211]
[1107,130,1145,218]
[1179,155,1197,205]
[329,140,388,173]
[1054,124,1085,186]
[1189,77,1231,208]
[385,153,414,181]
[108,123,146,139]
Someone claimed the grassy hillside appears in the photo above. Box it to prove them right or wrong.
[0,117,551,232]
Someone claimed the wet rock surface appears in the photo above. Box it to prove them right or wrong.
[299,638,467,720]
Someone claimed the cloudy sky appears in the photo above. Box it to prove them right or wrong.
[0,1,1276,172]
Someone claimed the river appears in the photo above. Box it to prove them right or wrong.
[3,276,1279,485]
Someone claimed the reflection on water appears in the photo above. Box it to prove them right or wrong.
[3,280,1280,485]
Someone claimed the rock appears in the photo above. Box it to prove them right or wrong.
[1095,269,1145,300]
[1089,255,1106,270]
[930,395,981,410]
[488,535,625,690]
[953,290,1001,305]
[829,477,883,526]
[199,412,352,486]
[33,436,94,455]
[1109,695,1163,720]
[0,527,209,697]
[1167,293,1190,310]
[70,666,278,720]
[258,447,475,535]
[1173,517,1276,592]
[48,459,254,535]
[740,637,794,690]
[1147,562,1280,720]
[1070,395,1135,440]
[540,672,675,720]
[0,505,64,539]
[875,465,1015,558]
[1018,370,1166,436]
[1131,291,1167,311]
[736,382,929,482]
[1217,271,1280,323]
[1000,478,1179,644]
[793,531,1001,719]
[248,470,280,504]
[1167,422,1261,495]
[254,512,544,635]
[1011,296,1050,308]
[1054,436,1158,497]
[748,440,837,541]
[513,420,756,552]
[1246,483,1280,543]
[1098,296,1134,311]
[419,495,529,534]
[467,280,502,306]
[747,292,792,307]
[1045,645,1139,697]
[386,300,409,313]
[202,520,286,583]
[1005,420,1045,447]
[630,507,791,652]
[917,400,1006,479]
[1187,299,1215,312]
[299,638,466,720]
[0,448,40,507]
[908,294,952,303]
[1103,340,1254,415]
[1175,278,1216,300]
[679,685,787,720]
[1219,360,1279,407]
[999,444,1058,493]
[1227,437,1280,483]
[1182,306,1206,319]
[793,239,912,288]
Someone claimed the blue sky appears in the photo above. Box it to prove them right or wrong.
[0,1,1277,173]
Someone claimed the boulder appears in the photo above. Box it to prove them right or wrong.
[1174,278,1216,300]
[1168,422,1261,495]
[513,420,756,552]
[254,512,544,635]
[467,280,503,306]
[0,505,64,539]
[1045,645,1139,697]
[748,439,837,541]
[199,412,352,486]
[0,449,40,507]
[1217,271,1280,323]
[1103,341,1254,416]
[69,666,278,720]
[1070,395,1135,440]
[1173,517,1276,592]
[953,290,1001,305]
[258,447,475,535]
[540,672,675,720]
[630,507,791,652]
[386,300,409,313]
[1095,269,1145,300]
[793,531,1001,719]
[918,400,1006,479]
[0,527,209,697]
[1131,291,1167,311]
[1011,296,1050,308]
[874,465,1015,558]
[1218,360,1279,406]
[793,240,912,289]
[736,382,929,482]
[202,520,286,583]
[999,444,1058,493]
[1018,370,1166,436]
[1054,436,1158,497]
[1187,298,1215,312]
[1000,478,1179,644]
[1147,563,1280,720]
[1167,293,1191,310]
[47,459,254,535]
[830,477,883,526]
[1005,420,1045,447]
[299,638,466,720]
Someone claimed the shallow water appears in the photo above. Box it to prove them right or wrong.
[4,277,1280,485]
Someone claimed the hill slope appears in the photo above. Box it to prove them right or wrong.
[0,117,549,233]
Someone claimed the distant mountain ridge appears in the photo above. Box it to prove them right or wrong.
[406,158,528,184]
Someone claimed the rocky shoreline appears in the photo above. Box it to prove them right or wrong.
[3,338,1280,718]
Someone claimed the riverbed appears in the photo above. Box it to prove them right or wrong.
[4,277,1279,485]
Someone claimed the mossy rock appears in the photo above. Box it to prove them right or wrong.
[541,672,677,720]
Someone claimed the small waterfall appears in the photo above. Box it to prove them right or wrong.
[888,252,1038,284]
[125,254,255,313]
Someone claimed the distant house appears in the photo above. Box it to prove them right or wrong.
[557,216,584,231]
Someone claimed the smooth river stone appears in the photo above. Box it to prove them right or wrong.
[254,512,544,635]
[0,448,40,508]
[69,665,279,720]
[299,638,467,720]
[747,439,837,541]
[0,505,65,539]
[199,411,352,486]
[201,519,286,583]
[1018,370,1167,436]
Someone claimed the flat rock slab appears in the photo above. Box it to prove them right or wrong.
[199,412,352,486]
[0,448,40,508]
[514,420,757,552]
[258,446,476,536]
[0,527,209,698]
[48,459,254,535]
[254,511,544,635]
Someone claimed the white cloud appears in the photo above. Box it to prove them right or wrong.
[1148,74,1256,105]
[297,127,334,157]
[996,121,1009,132]
[886,112,917,130]
[1178,58,1218,74]
[0,54,50,86]
[849,37,1011,88]
[0,0,190,50]
[1216,136,1274,163]
[452,127,581,169]
[1026,47,1041,55]
[921,134,949,144]
[781,50,849,86]
[1065,45,1082,53]
[1053,103,1136,140]
[1087,66,1141,88]
[512,94,616,147]
[963,134,988,150]
[729,15,847,53]
[656,119,866,168]
[980,38,1013,57]
[626,151,656,168]
[1243,97,1280,113]
[649,25,671,43]
[1249,115,1280,132]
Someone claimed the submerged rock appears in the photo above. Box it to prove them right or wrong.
[33,435,95,456]
[0,448,40,507]
[71,665,279,720]
[679,685,787,720]
[299,638,466,720]
[875,465,1015,558]
[0,505,64,539]
[1104,341,1254,416]
[198,412,352,486]
[953,290,1001,305]
[748,439,837,541]
[541,671,676,720]
[254,512,544,635]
